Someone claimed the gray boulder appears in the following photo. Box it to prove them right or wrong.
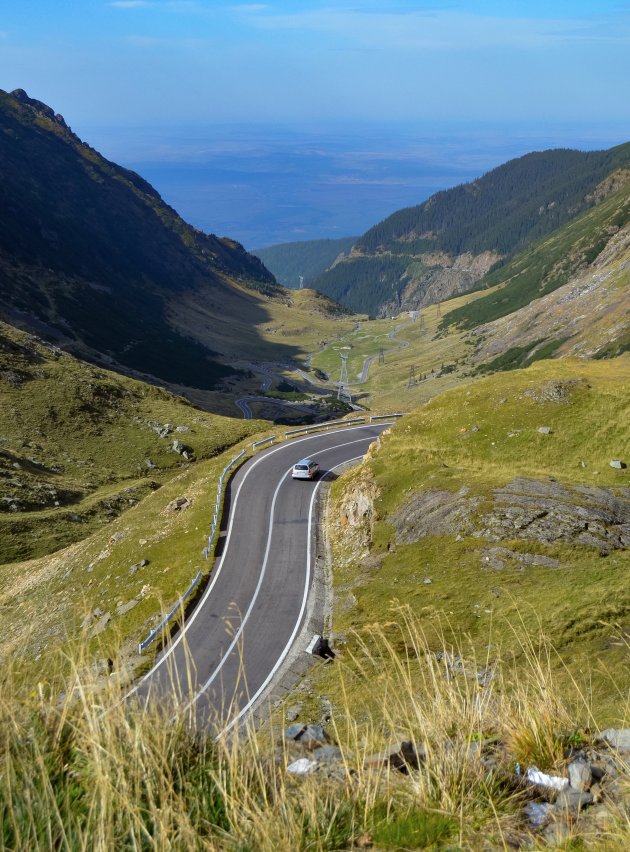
[568,759,592,792]
[596,728,630,753]
[171,439,194,458]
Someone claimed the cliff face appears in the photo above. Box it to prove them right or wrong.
[379,249,501,316]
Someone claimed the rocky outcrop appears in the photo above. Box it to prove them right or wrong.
[337,469,381,553]
[386,477,630,558]
[391,486,482,543]
[475,479,630,553]
[382,250,501,315]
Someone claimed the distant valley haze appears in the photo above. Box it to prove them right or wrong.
[83,120,630,249]
[2,0,630,247]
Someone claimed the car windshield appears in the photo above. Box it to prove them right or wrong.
[295,465,308,471]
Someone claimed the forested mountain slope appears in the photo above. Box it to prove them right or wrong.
[311,143,630,316]
[0,89,279,390]
[446,172,630,369]
[252,236,357,288]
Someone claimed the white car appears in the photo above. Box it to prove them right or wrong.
[292,458,320,480]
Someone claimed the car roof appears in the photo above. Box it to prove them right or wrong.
[295,458,315,465]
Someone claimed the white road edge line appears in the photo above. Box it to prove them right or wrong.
[125,423,391,701]
[182,438,370,717]
[215,454,365,738]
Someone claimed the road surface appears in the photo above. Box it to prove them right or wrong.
[130,423,390,734]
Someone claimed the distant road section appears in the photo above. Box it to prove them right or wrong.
[131,423,391,732]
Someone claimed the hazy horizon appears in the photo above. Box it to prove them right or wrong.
[3,1,630,247]
[79,118,630,248]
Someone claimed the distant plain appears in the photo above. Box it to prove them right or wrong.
[80,120,630,249]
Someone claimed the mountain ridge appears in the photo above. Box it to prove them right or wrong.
[0,88,281,391]
[310,141,630,316]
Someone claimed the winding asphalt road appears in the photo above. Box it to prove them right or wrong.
[130,423,390,734]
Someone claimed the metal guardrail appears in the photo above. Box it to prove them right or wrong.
[138,570,202,654]
[202,449,247,559]
[138,414,406,653]
[369,413,405,422]
[138,449,247,655]
[251,435,277,450]
[285,417,366,438]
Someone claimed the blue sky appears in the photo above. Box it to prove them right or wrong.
[2,1,630,127]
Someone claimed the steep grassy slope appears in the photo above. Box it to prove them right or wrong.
[311,143,630,315]
[0,88,278,390]
[319,357,630,725]
[252,236,357,288]
[0,320,263,564]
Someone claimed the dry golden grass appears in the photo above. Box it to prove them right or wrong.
[2,609,628,850]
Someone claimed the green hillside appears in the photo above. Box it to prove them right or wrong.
[0,320,262,564]
[320,357,630,723]
[252,236,357,288]
[311,142,630,316]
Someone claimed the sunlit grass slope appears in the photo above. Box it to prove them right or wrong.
[0,320,271,674]
[0,320,264,562]
[318,356,630,724]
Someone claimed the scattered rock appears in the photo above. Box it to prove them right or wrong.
[287,757,316,775]
[596,728,630,753]
[171,440,194,459]
[423,577,433,584]
[110,530,126,544]
[284,724,329,750]
[175,425,190,433]
[523,380,579,404]
[129,558,149,575]
[364,740,425,773]
[568,759,593,791]
[88,612,111,637]
[116,598,139,616]
[554,788,594,816]
[538,426,553,435]
[481,547,560,571]
[471,425,479,432]
[434,651,494,686]
[524,801,554,828]
[145,458,157,470]
[165,497,193,513]
[152,423,173,438]
[610,459,626,469]
[312,745,344,764]
[286,705,302,722]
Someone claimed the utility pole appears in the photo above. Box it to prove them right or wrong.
[335,347,352,405]
[436,302,442,317]
[407,365,416,389]
[378,348,385,364]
